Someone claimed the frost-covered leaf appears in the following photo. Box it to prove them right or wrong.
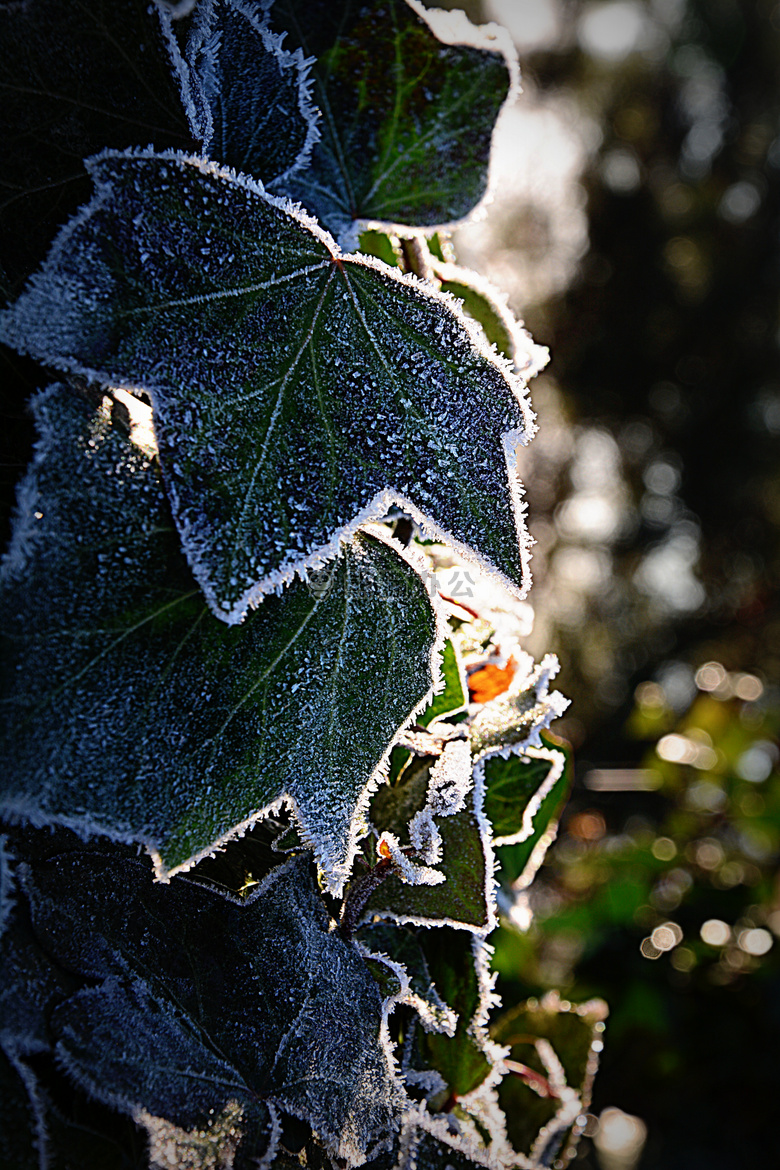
[415,930,495,1098]
[489,741,573,890]
[434,261,549,378]
[0,386,439,888]
[0,0,193,298]
[366,742,495,930]
[265,0,518,239]
[491,992,608,1166]
[19,843,408,1167]
[470,654,569,759]
[355,924,457,1036]
[182,0,319,183]
[0,151,535,622]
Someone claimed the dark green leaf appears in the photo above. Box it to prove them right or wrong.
[435,262,549,376]
[356,923,457,1035]
[491,741,573,888]
[491,992,608,1165]
[418,640,467,728]
[266,0,517,237]
[0,152,534,622]
[416,930,493,1098]
[366,742,495,930]
[20,843,408,1167]
[184,0,319,183]
[0,386,438,887]
[0,0,193,299]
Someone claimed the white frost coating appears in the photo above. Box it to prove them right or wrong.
[402,1068,447,1096]
[455,1079,514,1168]
[476,745,567,848]
[397,1100,501,1170]
[426,738,474,817]
[407,809,442,866]
[187,0,320,183]
[153,1,205,140]
[377,833,445,887]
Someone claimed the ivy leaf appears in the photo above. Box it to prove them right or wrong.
[180,0,320,184]
[355,923,457,1036]
[0,386,440,889]
[18,843,408,1168]
[415,930,495,1099]
[0,151,535,623]
[0,1051,39,1170]
[418,639,468,728]
[469,654,569,759]
[487,740,573,890]
[0,0,193,299]
[491,992,608,1166]
[366,743,496,931]
[264,0,518,240]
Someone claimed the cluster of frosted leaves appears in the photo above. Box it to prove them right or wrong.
[171,0,320,186]
[0,830,408,1169]
[491,992,608,1168]
[0,0,193,298]
[0,150,535,624]
[0,386,438,887]
[257,0,517,240]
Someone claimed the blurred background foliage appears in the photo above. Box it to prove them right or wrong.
[437,0,780,1165]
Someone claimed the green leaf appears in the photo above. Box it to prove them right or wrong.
[469,654,569,760]
[490,741,573,889]
[434,262,549,376]
[366,742,495,930]
[0,151,535,623]
[416,930,494,1098]
[182,0,320,184]
[0,386,439,888]
[17,840,408,1167]
[265,0,518,238]
[418,640,468,728]
[355,923,457,1035]
[0,0,193,299]
[491,992,608,1165]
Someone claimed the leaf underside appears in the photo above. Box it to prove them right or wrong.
[0,151,533,622]
[0,386,437,884]
[265,0,515,237]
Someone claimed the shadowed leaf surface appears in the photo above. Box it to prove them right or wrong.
[0,386,437,885]
[0,0,193,299]
[14,844,407,1167]
[185,0,319,184]
[0,152,533,621]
